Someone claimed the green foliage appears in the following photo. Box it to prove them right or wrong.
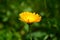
[0,0,60,40]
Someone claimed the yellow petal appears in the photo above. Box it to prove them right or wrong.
[19,12,41,23]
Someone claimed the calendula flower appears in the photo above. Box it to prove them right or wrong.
[19,12,41,23]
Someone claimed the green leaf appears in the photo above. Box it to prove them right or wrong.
[24,23,29,32]
[26,31,47,39]
[0,23,4,29]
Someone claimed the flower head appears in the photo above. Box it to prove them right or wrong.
[19,12,41,23]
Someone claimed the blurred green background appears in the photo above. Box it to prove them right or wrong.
[0,0,60,40]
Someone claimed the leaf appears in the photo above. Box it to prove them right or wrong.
[26,31,47,39]
[24,23,29,32]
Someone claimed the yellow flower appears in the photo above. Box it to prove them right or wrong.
[19,12,41,23]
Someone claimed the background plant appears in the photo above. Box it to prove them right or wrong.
[0,0,60,40]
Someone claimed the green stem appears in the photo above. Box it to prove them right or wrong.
[44,0,47,9]
[29,24,32,40]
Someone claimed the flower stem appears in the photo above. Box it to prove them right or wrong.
[29,24,32,40]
